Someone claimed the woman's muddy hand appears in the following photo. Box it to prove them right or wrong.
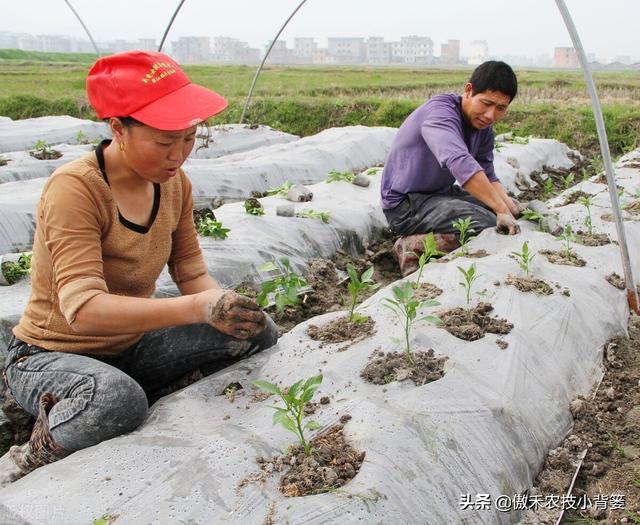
[197,289,266,339]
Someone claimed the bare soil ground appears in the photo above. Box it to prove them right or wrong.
[505,275,554,295]
[540,249,588,267]
[520,314,640,524]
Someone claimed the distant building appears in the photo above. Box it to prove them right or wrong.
[440,39,460,65]
[171,37,211,63]
[553,46,579,68]
[396,35,434,64]
[365,37,391,64]
[265,40,294,64]
[293,37,317,61]
[138,39,158,52]
[468,40,488,65]
[328,37,365,64]
[212,36,259,63]
[0,31,18,49]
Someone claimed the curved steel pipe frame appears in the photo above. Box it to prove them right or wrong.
[159,0,188,53]
[240,0,309,124]
[63,0,100,56]
[555,0,639,312]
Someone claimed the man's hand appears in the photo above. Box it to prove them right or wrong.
[197,290,266,339]
[509,198,530,219]
[496,212,521,235]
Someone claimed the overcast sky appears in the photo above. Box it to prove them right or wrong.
[1,0,638,61]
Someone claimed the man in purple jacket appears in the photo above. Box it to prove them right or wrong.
[381,61,523,276]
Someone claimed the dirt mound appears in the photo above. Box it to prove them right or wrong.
[439,302,513,341]
[307,315,376,345]
[361,348,448,386]
[540,250,587,267]
[505,275,554,295]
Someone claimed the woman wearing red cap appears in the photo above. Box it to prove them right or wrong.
[0,51,278,486]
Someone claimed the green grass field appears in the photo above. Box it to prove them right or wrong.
[1,49,639,158]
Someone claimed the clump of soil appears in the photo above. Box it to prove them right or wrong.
[578,233,611,246]
[413,282,443,301]
[606,273,625,290]
[496,339,509,350]
[192,207,215,227]
[467,249,489,258]
[0,394,35,455]
[439,302,513,341]
[307,315,376,345]
[0,157,8,167]
[505,275,554,295]
[623,200,640,214]
[540,249,587,267]
[563,190,591,205]
[255,420,365,497]
[361,348,448,386]
[521,315,640,524]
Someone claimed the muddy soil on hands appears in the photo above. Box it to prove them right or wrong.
[253,417,365,498]
[361,348,448,386]
[439,302,513,341]
[520,315,640,524]
[307,316,376,346]
[505,275,554,295]
[540,250,587,267]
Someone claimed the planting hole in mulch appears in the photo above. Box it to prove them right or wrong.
[540,250,587,267]
[563,190,591,205]
[252,419,365,497]
[578,233,612,247]
[412,282,443,301]
[307,315,376,345]
[505,275,554,295]
[361,348,448,386]
[521,315,640,524]
[606,273,625,290]
[439,302,513,341]
[29,149,62,160]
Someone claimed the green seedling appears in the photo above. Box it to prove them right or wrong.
[195,216,230,239]
[457,263,479,307]
[266,180,294,197]
[452,217,476,256]
[605,431,626,458]
[581,167,591,182]
[510,241,536,277]
[1,253,32,285]
[93,515,116,525]
[252,374,323,456]
[383,281,440,366]
[509,135,530,145]
[494,142,504,152]
[244,198,265,216]
[346,263,380,324]
[578,195,594,235]
[521,209,546,231]
[562,172,575,190]
[326,170,356,183]
[257,257,307,313]
[559,224,577,260]
[75,130,88,144]
[414,232,445,289]
[543,178,555,198]
[30,139,61,160]
[365,167,380,175]
[295,209,331,223]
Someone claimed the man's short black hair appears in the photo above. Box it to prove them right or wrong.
[469,61,518,101]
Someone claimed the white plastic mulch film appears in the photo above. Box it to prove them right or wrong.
[1,128,637,524]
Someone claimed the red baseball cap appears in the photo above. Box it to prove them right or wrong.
[86,50,228,131]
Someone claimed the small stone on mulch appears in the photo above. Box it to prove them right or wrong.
[307,315,376,345]
[540,249,587,267]
[361,348,448,386]
[496,339,509,350]
[505,275,554,295]
[439,302,513,341]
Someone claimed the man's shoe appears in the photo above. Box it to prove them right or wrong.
[0,393,68,488]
